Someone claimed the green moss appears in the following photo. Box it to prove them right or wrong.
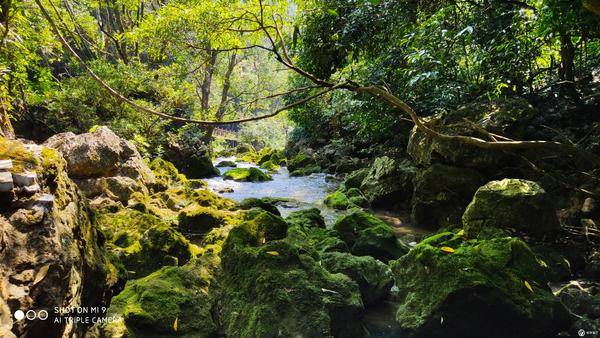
[463,179,560,238]
[220,217,364,337]
[236,151,259,163]
[340,168,370,191]
[216,160,237,167]
[360,156,415,208]
[290,164,321,177]
[239,197,281,216]
[285,208,326,229]
[148,157,189,191]
[321,252,393,305]
[324,190,351,210]
[333,210,407,262]
[259,160,279,172]
[104,260,217,337]
[178,203,229,234]
[287,151,316,172]
[0,136,39,172]
[223,167,272,182]
[97,209,192,276]
[389,235,571,337]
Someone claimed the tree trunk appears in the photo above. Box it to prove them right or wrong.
[559,33,579,99]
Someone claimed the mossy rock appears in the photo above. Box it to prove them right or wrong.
[321,252,393,306]
[333,209,407,262]
[97,209,192,276]
[341,168,370,191]
[239,197,281,216]
[259,160,280,172]
[220,219,364,337]
[287,151,316,172]
[223,167,272,182]
[389,234,571,337]
[0,137,39,172]
[346,188,369,207]
[216,160,237,167]
[177,203,228,235]
[148,158,188,192]
[463,179,560,238]
[236,151,259,163]
[360,156,416,208]
[256,147,275,165]
[411,164,484,229]
[236,143,255,154]
[324,190,351,210]
[103,260,217,337]
[285,208,326,228]
[290,164,321,177]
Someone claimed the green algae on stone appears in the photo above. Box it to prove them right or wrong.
[259,159,280,172]
[389,234,571,337]
[223,167,272,182]
[290,163,322,177]
[285,208,326,229]
[216,160,237,167]
[103,260,218,337]
[341,168,370,191]
[1,136,39,172]
[287,151,316,172]
[334,209,407,262]
[239,197,282,216]
[462,179,560,238]
[177,203,230,234]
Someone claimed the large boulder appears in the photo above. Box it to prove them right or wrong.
[43,126,154,202]
[389,232,572,337]
[101,259,218,337]
[333,209,408,262]
[0,140,114,337]
[360,156,416,208]
[163,137,219,179]
[220,211,364,337]
[463,179,560,238]
[407,98,536,170]
[411,164,484,229]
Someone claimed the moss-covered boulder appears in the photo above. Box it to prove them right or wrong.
[411,164,484,229]
[346,188,369,207]
[148,157,189,192]
[177,203,229,235]
[236,143,255,154]
[223,167,272,182]
[98,209,192,276]
[102,259,217,337]
[321,252,394,306]
[360,156,416,208]
[287,151,316,172]
[334,209,407,262]
[325,190,351,210]
[285,208,326,228]
[163,141,219,179]
[216,160,237,167]
[220,214,364,337]
[389,233,571,337]
[463,179,560,237]
[259,159,280,172]
[341,168,370,191]
[290,163,322,176]
[239,197,281,216]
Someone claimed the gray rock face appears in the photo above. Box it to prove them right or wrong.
[360,156,416,208]
[44,126,154,203]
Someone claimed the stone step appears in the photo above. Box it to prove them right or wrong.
[0,159,13,171]
[0,171,14,192]
[12,171,37,187]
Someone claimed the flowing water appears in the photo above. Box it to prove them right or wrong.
[205,157,345,224]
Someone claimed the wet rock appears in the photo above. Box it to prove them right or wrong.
[321,252,394,305]
[239,197,281,216]
[223,167,272,182]
[389,233,572,337]
[178,203,228,234]
[218,187,234,193]
[463,179,560,238]
[411,164,484,229]
[360,156,416,208]
[325,190,351,210]
[340,168,370,191]
[259,160,280,172]
[333,209,407,262]
[285,208,326,229]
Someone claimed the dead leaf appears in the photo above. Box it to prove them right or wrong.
[440,246,455,254]
[33,264,50,285]
[266,251,279,256]
[173,317,178,332]
[524,280,533,293]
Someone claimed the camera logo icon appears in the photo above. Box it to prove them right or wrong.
[13,309,49,321]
